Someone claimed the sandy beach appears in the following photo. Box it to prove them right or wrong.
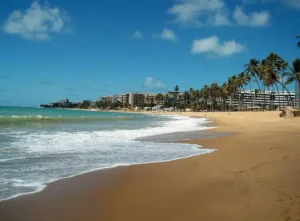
[0,111,300,221]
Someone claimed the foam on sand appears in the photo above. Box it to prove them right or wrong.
[0,115,216,201]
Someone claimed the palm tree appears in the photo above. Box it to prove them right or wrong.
[174,85,179,93]
[260,54,281,109]
[220,83,230,111]
[285,58,300,107]
[155,93,164,105]
[297,36,300,48]
[189,88,195,103]
[201,85,209,111]
[164,94,171,107]
[173,85,180,107]
[277,59,295,108]
[183,91,190,106]
[262,53,294,107]
[236,72,251,110]
[245,59,262,91]
[195,89,200,102]
[227,75,239,110]
[278,59,288,109]
[208,83,220,111]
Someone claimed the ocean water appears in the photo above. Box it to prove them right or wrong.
[0,106,214,201]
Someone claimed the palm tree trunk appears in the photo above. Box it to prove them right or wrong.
[274,85,279,110]
[238,90,241,111]
[254,76,261,91]
[298,80,300,108]
[283,84,295,107]
[276,80,294,107]
[280,78,284,110]
[263,84,266,111]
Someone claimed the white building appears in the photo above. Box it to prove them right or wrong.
[99,96,113,103]
[227,90,296,109]
[101,93,157,107]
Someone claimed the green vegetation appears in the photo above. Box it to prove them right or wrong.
[78,100,91,109]
[160,53,299,111]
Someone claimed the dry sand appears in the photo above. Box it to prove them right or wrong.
[0,111,300,221]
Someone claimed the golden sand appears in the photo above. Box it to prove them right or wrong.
[1,111,300,221]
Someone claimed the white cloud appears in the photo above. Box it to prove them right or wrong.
[281,0,300,8]
[3,1,70,40]
[191,36,246,57]
[144,77,166,89]
[213,13,231,26]
[133,31,143,39]
[242,0,271,4]
[167,0,229,26]
[233,6,270,26]
[167,0,271,27]
[242,0,300,8]
[153,28,178,41]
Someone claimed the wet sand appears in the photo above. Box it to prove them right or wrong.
[0,111,300,221]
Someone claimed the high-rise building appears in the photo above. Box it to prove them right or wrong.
[295,81,300,107]
[144,93,157,105]
[99,96,113,103]
[116,94,128,104]
[226,90,296,109]
[128,93,145,107]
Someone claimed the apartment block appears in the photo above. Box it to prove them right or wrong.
[116,94,128,104]
[99,96,113,103]
[144,93,157,105]
[128,93,145,107]
[227,90,296,109]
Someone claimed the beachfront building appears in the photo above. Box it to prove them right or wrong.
[100,94,128,104]
[100,93,157,107]
[144,93,157,105]
[128,92,145,107]
[295,81,300,107]
[227,90,296,110]
[116,94,128,104]
[100,96,113,103]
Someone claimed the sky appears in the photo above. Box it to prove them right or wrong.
[0,0,299,107]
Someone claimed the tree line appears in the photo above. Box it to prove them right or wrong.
[156,54,300,111]
[77,37,300,111]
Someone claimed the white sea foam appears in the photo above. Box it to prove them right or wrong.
[0,157,27,163]
[12,182,42,188]
[0,115,216,201]
[9,116,213,153]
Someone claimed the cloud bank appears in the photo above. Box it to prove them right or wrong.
[168,0,270,27]
[3,1,70,40]
[191,36,246,57]
[144,77,166,89]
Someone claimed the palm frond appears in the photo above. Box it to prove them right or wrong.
[285,77,295,85]
[282,71,292,77]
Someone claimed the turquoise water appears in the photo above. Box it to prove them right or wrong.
[0,107,149,127]
[0,107,214,201]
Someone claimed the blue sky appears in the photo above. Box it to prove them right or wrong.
[0,0,299,106]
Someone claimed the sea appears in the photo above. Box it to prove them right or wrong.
[0,106,214,201]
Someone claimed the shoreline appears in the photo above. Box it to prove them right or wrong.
[0,141,215,202]
[1,111,300,221]
[0,114,215,203]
